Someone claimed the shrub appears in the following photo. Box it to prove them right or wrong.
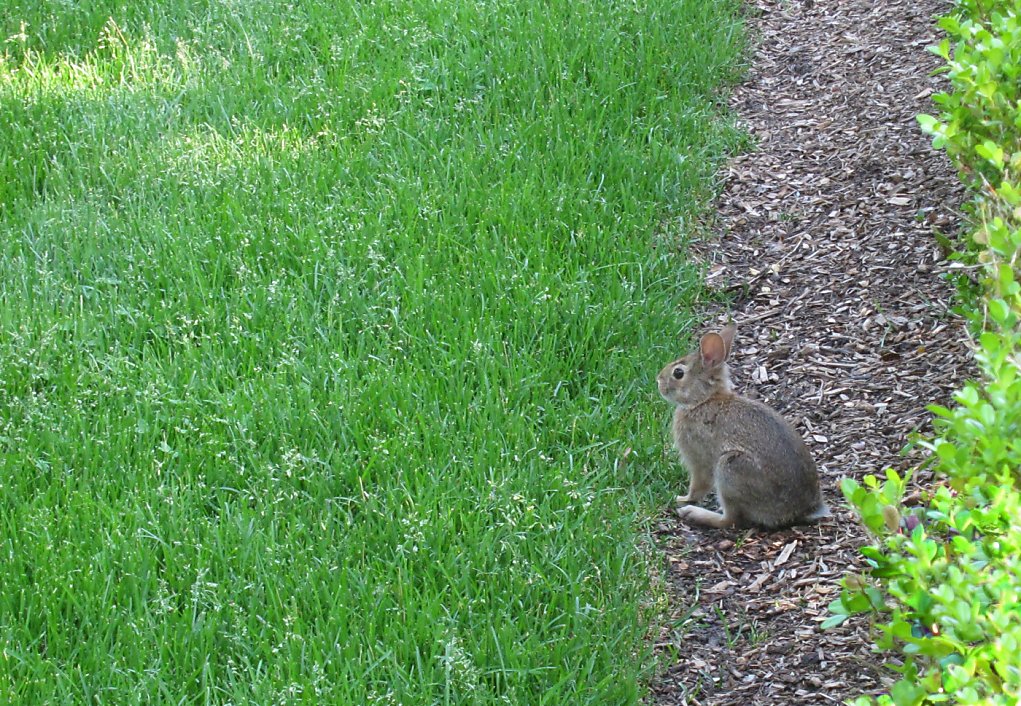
[828,2,1021,704]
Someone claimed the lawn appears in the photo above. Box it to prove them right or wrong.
[0,1,743,702]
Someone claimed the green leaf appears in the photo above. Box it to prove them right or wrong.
[988,298,1010,324]
[820,613,850,629]
[996,179,1021,205]
[890,620,914,640]
[916,114,940,134]
[842,591,874,614]
[828,598,848,615]
[975,140,1005,169]
[841,476,862,502]
[865,587,888,611]
[890,677,927,706]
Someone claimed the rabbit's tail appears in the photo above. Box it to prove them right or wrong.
[804,502,832,522]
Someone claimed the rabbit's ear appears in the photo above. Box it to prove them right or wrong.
[719,324,737,359]
[699,332,727,368]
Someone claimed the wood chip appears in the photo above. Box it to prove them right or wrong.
[774,540,798,568]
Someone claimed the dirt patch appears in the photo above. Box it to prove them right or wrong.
[648,0,971,703]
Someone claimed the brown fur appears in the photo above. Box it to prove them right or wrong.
[657,325,828,529]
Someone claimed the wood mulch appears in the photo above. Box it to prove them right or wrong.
[648,0,972,703]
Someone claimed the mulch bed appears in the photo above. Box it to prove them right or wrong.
[648,0,972,703]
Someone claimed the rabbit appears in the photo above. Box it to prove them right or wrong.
[657,324,829,529]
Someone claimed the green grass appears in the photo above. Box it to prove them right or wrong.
[0,1,744,703]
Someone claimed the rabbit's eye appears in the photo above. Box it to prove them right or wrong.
[672,366,685,380]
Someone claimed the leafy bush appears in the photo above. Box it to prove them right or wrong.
[917,1,1021,190]
[828,1,1021,704]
